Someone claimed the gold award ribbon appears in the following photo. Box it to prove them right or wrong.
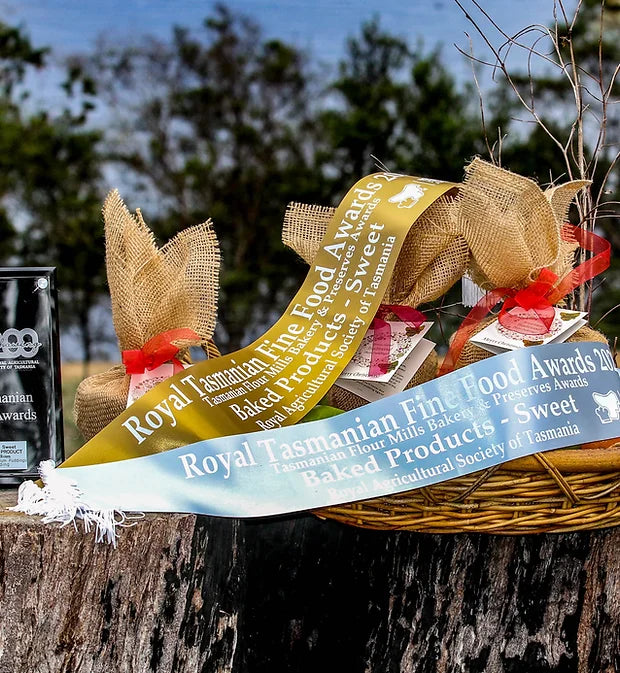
[63,173,457,469]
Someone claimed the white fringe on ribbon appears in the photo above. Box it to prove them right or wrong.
[10,461,141,547]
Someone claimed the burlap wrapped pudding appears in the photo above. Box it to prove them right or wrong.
[447,159,608,369]
[74,190,220,441]
[282,190,469,410]
[453,318,608,371]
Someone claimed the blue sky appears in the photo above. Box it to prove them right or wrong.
[7,0,569,71]
[5,0,574,118]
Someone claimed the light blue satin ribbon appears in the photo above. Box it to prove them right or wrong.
[61,342,620,516]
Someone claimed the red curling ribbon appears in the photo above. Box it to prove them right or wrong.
[439,224,611,377]
[369,304,426,377]
[122,329,201,375]
[549,223,611,302]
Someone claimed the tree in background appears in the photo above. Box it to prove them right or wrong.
[0,23,47,261]
[318,19,497,190]
[2,2,616,357]
[0,22,107,363]
[16,111,106,363]
[316,18,510,343]
[89,11,503,351]
[317,20,411,186]
[88,4,328,351]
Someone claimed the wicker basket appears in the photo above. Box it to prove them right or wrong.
[313,442,620,534]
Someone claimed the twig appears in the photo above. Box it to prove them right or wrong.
[593,303,620,329]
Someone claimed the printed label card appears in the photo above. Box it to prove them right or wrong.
[469,308,587,354]
[336,337,436,402]
[127,364,186,407]
[338,321,434,383]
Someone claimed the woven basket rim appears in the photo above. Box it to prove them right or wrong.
[505,444,620,472]
[314,440,620,534]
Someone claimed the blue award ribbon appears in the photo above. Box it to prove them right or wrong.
[55,342,620,516]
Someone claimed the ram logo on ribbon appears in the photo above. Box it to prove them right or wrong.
[593,391,620,424]
[387,182,427,209]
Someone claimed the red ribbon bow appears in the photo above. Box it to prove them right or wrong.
[122,328,201,375]
[369,304,426,377]
[498,267,558,335]
[439,223,611,376]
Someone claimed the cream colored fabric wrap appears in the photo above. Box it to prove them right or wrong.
[74,190,220,441]
[450,160,593,370]
[455,159,588,290]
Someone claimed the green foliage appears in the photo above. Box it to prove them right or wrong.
[319,20,489,189]
[91,5,330,350]
[318,19,411,183]
[300,404,344,423]
[0,22,106,360]
[398,54,488,180]
[16,113,106,360]
[0,23,47,98]
[0,23,47,259]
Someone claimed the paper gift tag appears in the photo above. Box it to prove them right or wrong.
[338,321,433,383]
[336,338,436,403]
[469,308,587,355]
[127,363,177,407]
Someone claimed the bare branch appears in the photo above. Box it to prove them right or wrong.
[464,32,495,162]
[453,44,498,68]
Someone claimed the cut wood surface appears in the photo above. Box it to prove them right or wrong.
[0,490,618,673]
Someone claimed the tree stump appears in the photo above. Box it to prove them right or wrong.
[0,490,618,673]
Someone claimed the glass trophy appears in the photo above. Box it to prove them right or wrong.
[0,268,64,485]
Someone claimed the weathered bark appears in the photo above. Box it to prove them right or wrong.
[0,491,618,673]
